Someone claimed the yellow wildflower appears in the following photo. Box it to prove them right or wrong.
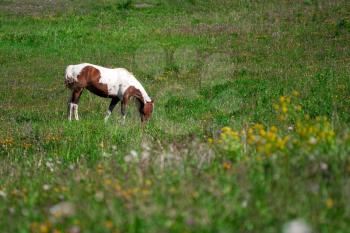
[142,189,151,196]
[96,164,104,174]
[104,220,113,229]
[145,179,152,186]
[292,90,300,97]
[39,221,51,233]
[104,179,112,186]
[276,139,286,150]
[0,138,14,147]
[282,105,288,113]
[326,198,334,209]
[270,126,278,133]
[169,187,176,194]
[278,115,286,121]
[259,129,266,137]
[286,96,291,103]
[223,161,232,170]
[279,96,286,103]
[273,103,279,111]
[30,222,39,233]
[264,143,272,155]
[247,135,256,144]
[23,142,32,149]
[221,126,231,133]
[266,131,277,141]
[248,128,254,135]
[73,219,80,225]
[253,123,264,130]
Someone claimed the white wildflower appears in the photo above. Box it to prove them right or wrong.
[21,208,29,216]
[124,150,139,163]
[241,200,248,208]
[49,201,75,219]
[95,191,104,202]
[309,137,317,145]
[283,219,311,233]
[8,207,15,214]
[0,190,6,198]
[130,150,138,157]
[45,161,55,172]
[68,225,80,233]
[320,162,328,171]
[42,184,51,191]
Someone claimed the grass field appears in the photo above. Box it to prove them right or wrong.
[0,0,350,232]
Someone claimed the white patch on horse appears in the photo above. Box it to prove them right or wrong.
[104,110,112,122]
[90,64,151,102]
[68,103,79,121]
[65,64,87,84]
[73,104,79,120]
[68,103,78,121]
[122,114,126,125]
[68,103,73,121]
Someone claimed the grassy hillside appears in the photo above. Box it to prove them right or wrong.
[0,0,350,232]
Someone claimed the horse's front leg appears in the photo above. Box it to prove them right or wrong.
[121,99,128,125]
[104,97,120,122]
[68,88,83,121]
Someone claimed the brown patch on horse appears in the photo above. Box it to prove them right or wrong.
[123,86,153,122]
[123,86,144,102]
[77,66,109,98]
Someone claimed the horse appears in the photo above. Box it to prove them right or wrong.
[64,63,154,124]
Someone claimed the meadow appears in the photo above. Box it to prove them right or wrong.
[0,0,350,232]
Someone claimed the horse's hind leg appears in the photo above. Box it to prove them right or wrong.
[104,97,119,122]
[68,88,83,121]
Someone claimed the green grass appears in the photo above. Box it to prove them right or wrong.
[0,0,350,232]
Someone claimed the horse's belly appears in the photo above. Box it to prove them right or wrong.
[105,82,117,95]
[86,85,110,98]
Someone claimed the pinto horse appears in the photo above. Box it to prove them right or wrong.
[64,63,154,123]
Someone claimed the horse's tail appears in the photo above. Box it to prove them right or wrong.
[64,65,75,89]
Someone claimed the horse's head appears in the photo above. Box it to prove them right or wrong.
[141,100,154,122]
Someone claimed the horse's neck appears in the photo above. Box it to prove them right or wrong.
[141,91,151,103]
[133,90,144,103]
[133,95,145,113]
[136,86,151,103]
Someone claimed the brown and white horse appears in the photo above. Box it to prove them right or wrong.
[64,63,154,123]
